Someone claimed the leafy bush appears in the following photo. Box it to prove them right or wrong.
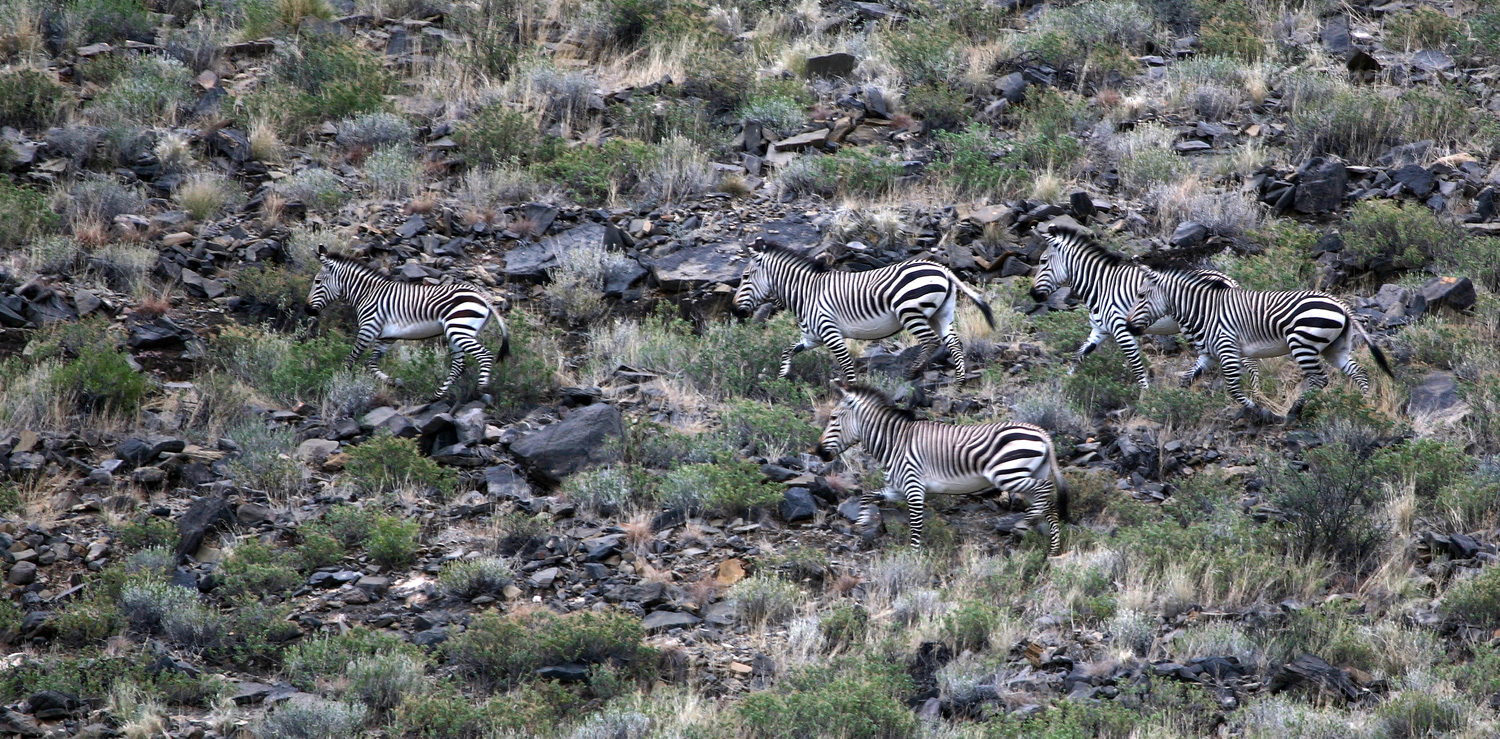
[1285,77,1477,164]
[535,137,656,204]
[1342,200,1472,279]
[249,38,397,131]
[654,460,780,516]
[559,465,647,516]
[256,698,369,739]
[1384,7,1457,51]
[442,609,657,689]
[224,420,303,499]
[393,682,577,739]
[1212,224,1314,291]
[1270,443,1389,574]
[729,575,805,629]
[235,264,314,318]
[1064,346,1136,415]
[820,602,869,652]
[116,516,180,551]
[1444,565,1500,629]
[905,82,969,131]
[439,557,514,599]
[119,579,201,634]
[738,657,915,739]
[311,505,379,548]
[345,433,459,497]
[367,516,420,569]
[54,346,150,416]
[931,125,1022,199]
[1368,439,1469,500]
[346,653,426,713]
[0,67,67,128]
[941,600,1009,653]
[455,106,555,166]
[212,325,352,405]
[296,531,345,570]
[89,54,193,124]
[336,111,415,150]
[776,146,907,200]
[284,628,425,689]
[62,0,154,47]
[364,145,421,199]
[52,592,124,646]
[719,400,819,458]
[219,539,301,597]
[0,180,59,248]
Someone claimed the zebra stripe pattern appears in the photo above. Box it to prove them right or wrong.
[1126,266,1392,422]
[817,383,1069,555]
[1030,221,1249,390]
[306,246,510,400]
[733,241,996,383]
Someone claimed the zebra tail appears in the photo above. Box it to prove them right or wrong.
[956,279,996,330]
[1051,454,1071,524]
[1353,320,1393,378]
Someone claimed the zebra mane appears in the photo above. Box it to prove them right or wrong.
[755,240,831,273]
[320,252,387,281]
[1042,224,1132,267]
[1149,265,1236,290]
[844,384,918,421]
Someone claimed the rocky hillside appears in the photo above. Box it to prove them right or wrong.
[2,0,1500,737]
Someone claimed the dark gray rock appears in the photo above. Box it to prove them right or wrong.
[602,257,648,297]
[484,465,533,501]
[1419,276,1475,313]
[1393,164,1435,197]
[7,561,37,585]
[181,269,227,299]
[1320,15,1353,56]
[805,52,856,79]
[1170,221,1208,249]
[207,128,252,163]
[994,73,1027,104]
[648,244,749,291]
[1294,158,1347,214]
[116,435,186,468]
[128,317,194,349]
[175,497,235,560]
[412,627,448,646]
[1412,50,1453,72]
[26,691,80,720]
[537,663,590,682]
[1409,372,1461,416]
[642,610,701,633]
[780,487,817,523]
[510,403,624,483]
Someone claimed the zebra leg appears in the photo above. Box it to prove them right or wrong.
[1220,352,1275,423]
[365,340,396,384]
[1181,353,1212,388]
[435,348,467,400]
[902,312,944,380]
[1070,325,1107,376]
[1108,322,1150,390]
[904,483,927,550]
[345,333,374,372]
[1286,339,1331,421]
[855,488,884,546]
[817,325,858,384]
[778,335,816,379]
[446,330,494,390]
[1039,480,1063,556]
[942,333,970,383]
[1324,334,1372,393]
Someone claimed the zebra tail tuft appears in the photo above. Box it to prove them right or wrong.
[497,323,512,362]
[1053,459,1071,524]
[1354,321,1394,378]
[957,280,996,329]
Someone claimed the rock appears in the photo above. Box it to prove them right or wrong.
[236,503,272,525]
[506,222,606,281]
[648,244,748,291]
[26,691,80,720]
[1412,50,1453,72]
[7,561,37,585]
[0,707,41,737]
[1320,15,1353,56]
[73,289,102,316]
[1170,221,1208,249]
[116,436,186,468]
[396,216,426,239]
[805,52,856,79]
[642,610,701,633]
[994,73,1027,104]
[528,567,561,588]
[602,257,648,297]
[1408,372,1462,416]
[584,534,624,562]
[180,269,227,299]
[771,130,830,152]
[838,495,864,522]
[511,403,624,484]
[1419,276,1475,313]
[295,438,340,464]
[1393,164,1435,197]
[1270,654,1367,702]
[207,127,253,162]
[175,497,235,560]
[128,317,194,349]
[231,682,274,705]
[1068,191,1095,220]
[779,487,818,523]
[412,627,448,646]
[484,465,533,501]
[1346,49,1381,74]
[1294,158,1347,214]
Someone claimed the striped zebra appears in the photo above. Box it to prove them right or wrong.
[817,383,1069,555]
[1030,221,1251,390]
[733,240,995,384]
[1126,267,1392,422]
[305,246,510,400]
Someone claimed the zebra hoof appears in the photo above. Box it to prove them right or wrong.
[479,393,495,407]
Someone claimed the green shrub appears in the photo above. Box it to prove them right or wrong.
[63,0,154,47]
[224,420,303,499]
[0,68,68,128]
[0,483,21,515]
[884,21,964,87]
[739,657,916,739]
[719,400,819,458]
[1136,386,1217,431]
[941,600,1009,653]
[284,627,425,689]
[296,531,345,570]
[255,698,368,739]
[89,54,193,124]
[249,38,397,131]
[655,460,780,516]
[1254,599,1376,672]
[1213,223,1316,291]
[1342,200,1470,278]
[454,106,556,166]
[534,137,655,204]
[483,309,559,411]
[1368,439,1469,500]
[311,505,379,548]
[1449,644,1500,703]
[776,146,907,200]
[53,345,149,416]
[219,539,301,597]
[1384,7,1457,51]
[393,682,578,739]
[344,433,459,497]
[0,180,59,249]
[1270,443,1389,574]
[442,609,657,689]
[728,575,805,629]
[931,124,1023,198]
[235,264,314,316]
[905,82,969,131]
[212,325,352,405]
[1444,565,1500,629]
[820,602,869,652]
[240,0,335,39]
[982,696,1140,738]
[1376,691,1471,739]
[1286,78,1477,164]
[277,168,351,212]
[115,516,180,551]
[367,516,420,569]
[346,652,426,713]
[1064,346,1136,415]
[734,94,804,138]
[439,557,514,599]
[52,592,125,647]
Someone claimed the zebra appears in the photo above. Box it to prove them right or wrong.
[1125,266,1393,422]
[1029,221,1252,390]
[305,245,510,400]
[817,382,1069,555]
[733,240,995,384]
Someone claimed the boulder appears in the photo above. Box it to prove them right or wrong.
[175,497,236,560]
[484,465,533,501]
[1320,15,1353,56]
[648,244,749,291]
[805,52,856,79]
[1408,372,1461,416]
[1393,164,1435,197]
[994,73,1027,104]
[509,403,624,483]
[642,610,702,633]
[1170,221,1208,249]
[1419,276,1475,313]
[1294,158,1347,214]
[779,487,818,523]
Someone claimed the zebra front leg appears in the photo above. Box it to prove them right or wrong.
[1069,325,1107,376]
[1180,353,1212,388]
[854,488,884,547]
[902,313,944,380]
[903,483,927,550]
[1108,322,1150,390]
[1221,353,1276,424]
[778,336,814,379]
[819,328,858,384]
[365,340,396,385]
[1037,480,1063,556]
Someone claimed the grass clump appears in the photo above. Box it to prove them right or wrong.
[218,538,301,597]
[455,106,555,166]
[211,325,351,406]
[174,173,243,222]
[88,54,193,124]
[0,67,67,128]
[718,399,819,458]
[344,432,459,497]
[1444,564,1500,630]
[439,557,514,599]
[346,652,426,714]
[654,459,780,516]
[729,575,805,630]
[255,698,368,739]
[1342,200,1474,280]
[0,180,57,248]
[224,420,303,499]
[738,656,915,739]
[367,516,420,569]
[249,38,397,133]
[284,627,425,690]
[776,146,907,200]
[442,609,657,689]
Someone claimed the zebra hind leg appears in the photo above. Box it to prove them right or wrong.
[855,488,882,547]
[434,349,467,400]
[903,485,926,550]
[366,340,397,385]
[902,314,943,380]
[942,333,970,383]
[1285,341,1331,421]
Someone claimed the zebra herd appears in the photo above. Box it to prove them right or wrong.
[306,220,1391,556]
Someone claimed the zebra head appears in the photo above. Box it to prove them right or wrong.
[1126,269,1168,336]
[817,382,865,461]
[733,246,772,317]
[1029,243,1066,303]
[306,245,341,316]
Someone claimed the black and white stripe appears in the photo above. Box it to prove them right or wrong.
[1125,267,1392,421]
[733,241,996,383]
[1030,222,1248,390]
[817,383,1069,555]
[306,246,510,400]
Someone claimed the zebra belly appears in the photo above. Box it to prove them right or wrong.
[921,473,994,496]
[379,320,446,341]
[1141,316,1180,335]
[841,313,905,339]
[1242,339,1291,358]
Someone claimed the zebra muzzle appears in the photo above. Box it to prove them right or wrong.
[1028,287,1049,302]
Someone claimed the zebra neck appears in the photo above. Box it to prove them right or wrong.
[857,410,913,464]
[768,267,821,314]
[1168,281,1217,332]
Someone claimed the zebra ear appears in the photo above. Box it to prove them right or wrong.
[749,238,766,253]
[830,379,847,395]
[316,244,328,258]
